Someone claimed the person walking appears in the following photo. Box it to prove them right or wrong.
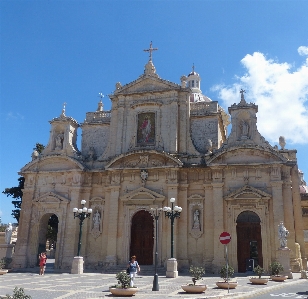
[127,255,140,287]
[39,252,47,275]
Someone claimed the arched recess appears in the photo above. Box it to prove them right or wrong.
[236,211,262,272]
[130,210,154,265]
[37,213,59,266]
[225,185,271,272]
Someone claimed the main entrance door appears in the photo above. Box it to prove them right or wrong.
[130,210,154,265]
[236,211,263,272]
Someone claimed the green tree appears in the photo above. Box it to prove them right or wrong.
[2,177,24,223]
[2,143,45,223]
[34,143,45,154]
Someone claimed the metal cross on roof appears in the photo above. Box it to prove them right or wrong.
[143,41,158,61]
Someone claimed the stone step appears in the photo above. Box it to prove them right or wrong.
[102,265,166,276]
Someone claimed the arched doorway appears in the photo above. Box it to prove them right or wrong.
[130,210,154,265]
[236,211,263,272]
[37,214,59,266]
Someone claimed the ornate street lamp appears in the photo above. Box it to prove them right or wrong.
[73,200,92,257]
[163,198,182,258]
[150,207,162,291]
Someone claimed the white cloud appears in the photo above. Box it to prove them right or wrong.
[6,112,24,121]
[213,51,308,144]
[298,46,308,56]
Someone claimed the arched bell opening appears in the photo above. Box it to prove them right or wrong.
[236,211,263,272]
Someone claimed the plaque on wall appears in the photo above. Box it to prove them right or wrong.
[137,112,155,146]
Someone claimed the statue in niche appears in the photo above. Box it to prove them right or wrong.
[241,120,249,137]
[278,221,289,248]
[93,210,101,230]
[192,209,201,230]
[5,223,13,244]
[88,147,96,161]
[55,132,64,150]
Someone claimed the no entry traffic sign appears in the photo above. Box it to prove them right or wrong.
[219,232,231,244]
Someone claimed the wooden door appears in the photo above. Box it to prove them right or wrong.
[130,210,154,265]
[236,212,263,272]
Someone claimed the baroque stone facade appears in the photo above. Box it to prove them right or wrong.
[12,53,307,273]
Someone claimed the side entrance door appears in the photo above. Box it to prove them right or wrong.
[130,210,154,265]
[236,211,263,272]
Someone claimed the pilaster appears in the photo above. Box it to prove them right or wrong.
[270,181,284,253]
[291,166,307,269]
[177,184,188,268]
[211,182,225,270]
[104,185,120,266]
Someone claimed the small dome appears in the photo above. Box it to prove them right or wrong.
[189,94,212,103]
[188,71,199,77]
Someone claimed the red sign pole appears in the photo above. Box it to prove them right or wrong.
[220,232,231,294]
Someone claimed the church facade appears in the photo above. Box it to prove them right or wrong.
[12,48,306,273]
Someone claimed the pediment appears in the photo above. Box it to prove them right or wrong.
[106,150,183,170]
[208,147,285,165]
[116,76,181,95]
[20,156,86,173]
[35,191,70,203]
[225,185,271,201]
[121,187,165,204]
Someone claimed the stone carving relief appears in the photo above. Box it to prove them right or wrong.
[72,173,82,185]
[140,169,148,186]
[191,119,217,153]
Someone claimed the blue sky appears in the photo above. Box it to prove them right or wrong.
[1,0,307,224]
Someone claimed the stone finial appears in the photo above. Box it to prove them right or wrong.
[97,93,104,111]
[115,82,122,90]
[31,149,39,160]
[61,102,66,116]
[144,60,157,76]
[239,89,247,105]
[279,136,286,150]
[180,75,187,88]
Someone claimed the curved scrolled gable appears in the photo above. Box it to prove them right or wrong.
[105,150,183,170]
[20,155,86,173]
[207,146,287,166]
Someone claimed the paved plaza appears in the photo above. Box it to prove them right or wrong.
[0,268,306,299]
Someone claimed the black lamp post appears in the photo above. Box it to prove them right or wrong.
[163,198,182,258]
[73,200,92,256]
[150,207,162,291]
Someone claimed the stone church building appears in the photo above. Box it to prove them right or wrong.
[12,47,306,273]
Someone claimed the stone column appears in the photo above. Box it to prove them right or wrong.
[177,184,189,268]
[211,182,225,271]
[270,181,284,252]
[291,165,307,269]
[169,101,178,153]
[282,175,299,271]
[104,185,120,267]
[115,104,124,156]
[12,190,33,268]
[204,183,214,270]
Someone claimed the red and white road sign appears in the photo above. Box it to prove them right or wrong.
[219,232,231,244]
